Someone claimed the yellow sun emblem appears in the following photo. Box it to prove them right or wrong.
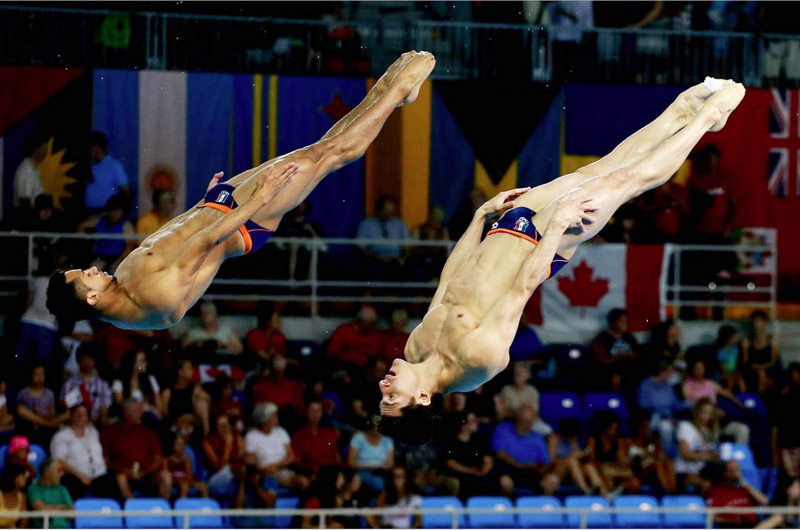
[37,137,78,210]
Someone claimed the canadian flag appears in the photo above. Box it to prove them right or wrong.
[525,244,667,338]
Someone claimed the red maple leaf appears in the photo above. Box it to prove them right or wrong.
[557,260,610,317]
[320,92,354,123]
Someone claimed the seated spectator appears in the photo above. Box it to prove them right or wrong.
[112,349,163,421]
[336,468,369,528]
[231,456,277,529]
[508,315,544,363]
[682,360,749,444]
[395,435,457,497]
[251,356,305,419]
[646,318,685,373]
[590,309,640,391]
[774,364,800,478]
[707,460,768,529]
[368,467,422,530]
[274,200,323,282]
[355,195,410,281]
[182,301,243,357]
[203,414,244,499]
[547,418,597,495]
[409,206,450,281]
[628,416,677,493]
[7,436,36,479]
[327,305,382,368]
[586,412,639,495]
[676,398,721,493]
[292,401,341,475]
[637,362,684,449]
[244,309,287,365]
[60,343,112,426]
[340,356,386,422]
[742,310,782,394]
[51,404,114,500]
[16,364,63,447]
[245,403,308,492]
[165,434,209,498]
[210,377,245,430]
[715,325,746,392]
[499,362,540,419]
[16,276,58,365]
[13,135,46,211]
[0,463,30,529]
[296,467,366,530]
[101,399,169,500]
[135,189,176,237]
[161,359,211,436]
[756,476,800,529]
[382,309,410,363]
[443,412,495,499]
[27,459,73,529]
[85,131,129,213]
[347,418,394,493]
[491,404,559,496]
[0,378,15,443]
[78,193,135,272]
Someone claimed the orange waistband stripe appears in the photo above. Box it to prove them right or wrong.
[486,228,552,279]
[201,202,254,255]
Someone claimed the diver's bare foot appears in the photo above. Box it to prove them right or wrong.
[705,82,746,132]
[373,51,417,96]
[393,51,436,107]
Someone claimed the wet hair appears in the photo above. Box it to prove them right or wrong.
[47,269,99,323]
[377,394,444,445]
[607,308,627,326]
[89,130,108,152]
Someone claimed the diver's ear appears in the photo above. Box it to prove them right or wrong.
[417,391,431,407]
[85,291,100,306]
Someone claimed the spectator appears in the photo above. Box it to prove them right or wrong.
[340,356,386,422]
[682,360,750,444]
[586,412,639,495]
[100,399,169,500]
[13,135,46,210]
[368,467,422,529]
[756,476,800,529]
[231,456,276,529]
[0,463,30,529]
[182,301,243,357]
[85,131,129,212]
[646,318,684,373]
[295,466,342,529]
[251,356,305,418]
[409,206,450,281]
[676,398,720,493]
[355,195,410,280]
[202,414,245,499]
[499,362,541,420]
[111,349,163,421]
[245,310,287,365]
[16,277,58,365]
[292,401,341,475]
[245,402,308,492]
[78,193,135,273]
[0,379,14,443]
[347,418,395,493]
[7,436,36,479]
[336,467,369,528]
[742,310,782,394]
[491,404,559,496]
[707,460,768,528]
[164,435,209,498]
[50,404,113,500]
[382,309,410,363]
[274,200,323,282]
[687,144,736,241]
[60,344,112,426]
[590,309,640,390]
[715,325,746,392]
[774,363,800,478]
[27,459,73,529]
[161,359,211,436]
[637,362,684,450]
[508,315,544,363]
[547,418,598,495]
[443,412,495,499]
[209,377,245,430]
[135,189,176,236]
[327,305,382,368]
[16,364,63,447]
[628,416,677,493]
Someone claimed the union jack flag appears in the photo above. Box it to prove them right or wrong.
[768,89,800,197]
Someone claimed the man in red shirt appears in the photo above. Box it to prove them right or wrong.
[245,310,287,364]
[292,401,341,475]
[327,305,382,367]
[101,399,170,500]
[251,356,305,415]
[687,144,737,241]
[382,309,410,363]
[707,460,768,528]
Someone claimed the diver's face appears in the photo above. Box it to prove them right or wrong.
[379,358,417,417]
[65,267,116,295]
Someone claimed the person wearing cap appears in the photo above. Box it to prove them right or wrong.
[7,436,36,479]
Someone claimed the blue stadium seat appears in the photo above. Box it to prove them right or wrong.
[736,393,768,416]
[174,498,222,529]
[564,496,612,529]
[466,497,515,529]
[287,340,320,358]
[184,445,207,481]
[661,495,706,528]
[274,496,300,529]
[516,496,564,529]
[75,498,123,529]
[28,444,47,474]
[421,497,465,529]
[613,495,661,528]
[0,445,7,470]
[124,498,174,529]
[722,443,760,487]
[582,393,631,433]
[538,392,582,429]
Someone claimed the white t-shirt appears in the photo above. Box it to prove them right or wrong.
[675,420,717,475]
[384,494,423,529]
[21,277,57,331]
[14,158,43,207]
[245,427,291,467]
[111,375,161,402]
[50,425,107,479]
[185,324,236,354]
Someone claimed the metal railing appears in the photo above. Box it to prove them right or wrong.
[7,505,800,529]
[0,231,778,323]
[4,4,800,86]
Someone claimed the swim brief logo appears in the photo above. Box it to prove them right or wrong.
[514,217,530,232]
[491,222,499,230]
[216,190,231,204]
